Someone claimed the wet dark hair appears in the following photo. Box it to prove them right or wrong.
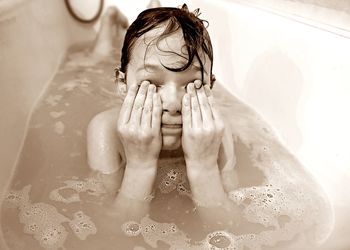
[118,4,215,87]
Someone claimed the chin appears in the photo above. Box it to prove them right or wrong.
[161,135,181,151]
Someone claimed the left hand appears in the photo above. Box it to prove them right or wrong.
[181,80,225,170]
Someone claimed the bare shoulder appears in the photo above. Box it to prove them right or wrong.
[87,107,125,174]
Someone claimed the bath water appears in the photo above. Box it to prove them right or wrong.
[1,43,333,250]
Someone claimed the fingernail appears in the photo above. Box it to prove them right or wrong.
[187,83,195,96]
[194,80,202,88]
[188,82,194,91]
[204,84,211,96]
[142,80,150,86]
[149,84,155,91]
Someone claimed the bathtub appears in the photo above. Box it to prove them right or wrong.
[0,0,95,248]
[0,0,349,249]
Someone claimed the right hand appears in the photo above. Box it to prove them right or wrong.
[117,81,162,167]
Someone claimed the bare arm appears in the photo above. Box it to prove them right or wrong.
[181,81,241,226]
[113,81,162,220]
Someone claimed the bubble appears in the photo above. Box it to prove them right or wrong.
[35,224,68,249]
[176,184,191,197]
[49,188,80,203]
[75,211,84,219]
[58,80,81,92]
[24,223,40,234]
[209,235,231,248]
[206,231,235,249]
[69,211,97,240]
[19,203,68,225]
[45,95,62,106]
[121,221,142,237]
[140,216,189,249]
[54,121,65,135]
[49,177,106,204]
[228,190,245,204]
[49,111,66,119]
[3,185,31,209]
[166,169,184,185]
[159,178,177,194]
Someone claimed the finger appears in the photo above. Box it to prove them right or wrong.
[130,81,149,125]
[187,82,201,128]
[141,84,155,128]
[194,80,214,126]
[204,83,213,97]
[208,94,224,128]
[151,92,162,131]
[118,84,138,125]
[182,93,191,130]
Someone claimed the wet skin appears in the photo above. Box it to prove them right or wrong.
[113,24,231,217]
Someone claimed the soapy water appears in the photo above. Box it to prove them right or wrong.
[0,43,334,249]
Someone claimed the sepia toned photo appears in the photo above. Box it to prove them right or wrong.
[0,0,349,249]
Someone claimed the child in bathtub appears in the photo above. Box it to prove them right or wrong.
[87,4,333,248]
[88,3,236,220]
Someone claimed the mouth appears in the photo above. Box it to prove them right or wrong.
[161,124,182,134]
[161,124,182,129]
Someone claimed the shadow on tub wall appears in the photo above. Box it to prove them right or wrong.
[243,47,303,152]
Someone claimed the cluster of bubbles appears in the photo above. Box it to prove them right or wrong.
[203,231,236,250]
[157,158,191,197]
[3,184,98,249]
[49,176,107,204]
[68,211,97,240]
[224,137,331,247]
[4,186,69,249]
[121,216,238,250]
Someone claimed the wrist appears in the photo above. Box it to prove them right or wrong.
[185,157,218,174]
[186,164,228,207]
[127,158,158,169]
[119,165,157,201]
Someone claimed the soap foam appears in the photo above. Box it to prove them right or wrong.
[68,210,97,240]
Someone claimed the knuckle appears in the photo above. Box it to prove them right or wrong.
[202,127,213,137]
[191,128,201,138]
[204,125,214,132]
[126,125,137,136]
[117,125,127,134]
[139,130,152,141]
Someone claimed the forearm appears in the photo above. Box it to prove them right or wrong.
[186,160,240,226]
[114,161,157,220]
[187,161,227,206]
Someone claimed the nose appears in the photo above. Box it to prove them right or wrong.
[159,83,183,116]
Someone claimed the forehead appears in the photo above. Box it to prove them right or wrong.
[128,24,209,70]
